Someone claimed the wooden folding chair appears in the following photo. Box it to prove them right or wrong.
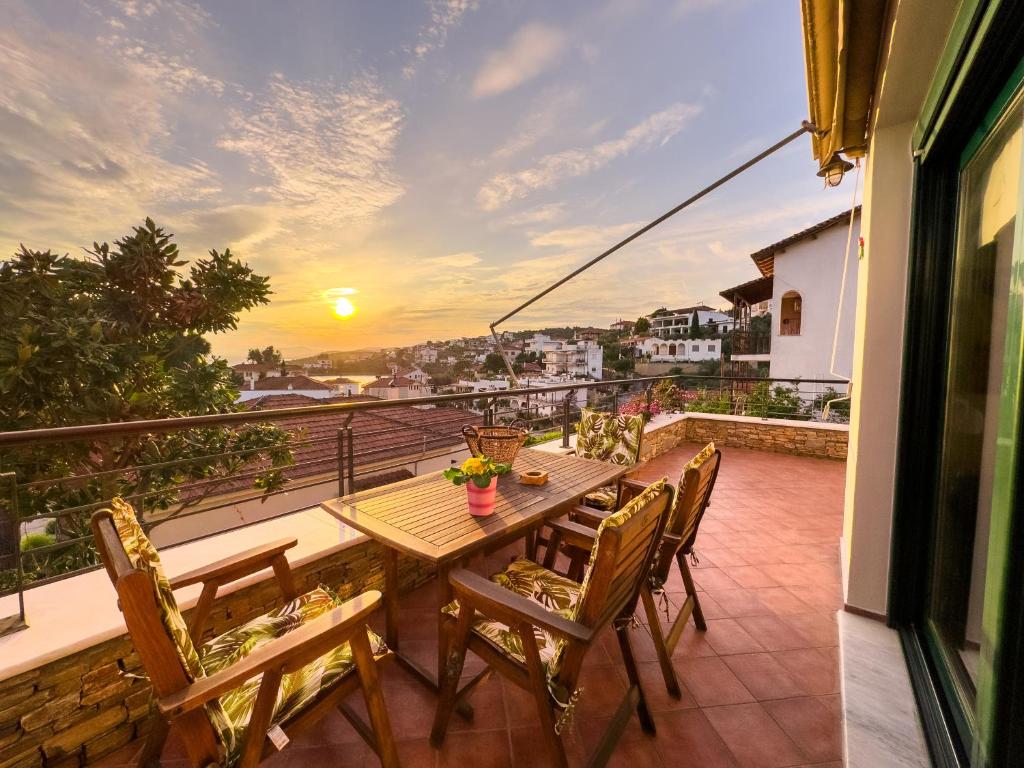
[91,498,399,768]
[527,407,645,562]
[431,479,674,768]
[551,443,721,698]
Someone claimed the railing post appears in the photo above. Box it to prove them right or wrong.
[0,472,26,636]
[337,426,355,496]
[611,389,619,415]
[561,389,576,449]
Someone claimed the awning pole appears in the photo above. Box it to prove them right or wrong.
[491,121,818,385]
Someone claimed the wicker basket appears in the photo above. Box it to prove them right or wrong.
[462,422,528,464]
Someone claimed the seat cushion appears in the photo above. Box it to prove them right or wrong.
[442,558,582,672]
[202,586,386,765]
[575,408,644,466]
[582,484,618,511]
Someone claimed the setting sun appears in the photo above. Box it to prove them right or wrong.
[334,297,356,317]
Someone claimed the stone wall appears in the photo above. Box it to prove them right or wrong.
[638,416,690,462]
[683,415,848,460]
[0,540,433,768]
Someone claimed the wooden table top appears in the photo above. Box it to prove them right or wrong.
[320,448,629,564]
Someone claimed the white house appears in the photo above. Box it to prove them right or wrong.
[631,336,723,363]
[523,334,603,379]
[413,346,438,364]
[647,306,735,339]
[721,207,861,388]
[363,375,431,400]
[231,363,282,384]
[235,374,334,402]
[323,377,360,397]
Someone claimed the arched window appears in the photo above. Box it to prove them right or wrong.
[668,343,677,356]
[780,290,802,336]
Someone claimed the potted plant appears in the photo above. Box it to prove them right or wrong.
[443,456,512,516]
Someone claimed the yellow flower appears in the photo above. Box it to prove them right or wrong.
[461,457,486,475]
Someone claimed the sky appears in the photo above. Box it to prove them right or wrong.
[0,0,855,363]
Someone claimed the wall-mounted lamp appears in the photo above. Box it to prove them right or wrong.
[817,153,854,187]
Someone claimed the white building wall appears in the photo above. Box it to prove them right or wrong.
[767,217,860,387]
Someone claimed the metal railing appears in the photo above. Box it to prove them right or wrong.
[0,373,848,597]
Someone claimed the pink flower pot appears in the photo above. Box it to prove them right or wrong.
[466,476,498,516]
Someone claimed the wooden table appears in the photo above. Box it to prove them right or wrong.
[320,448,628,691]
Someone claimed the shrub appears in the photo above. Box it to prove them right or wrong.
[744,382,808,420]
[686,388,731,414]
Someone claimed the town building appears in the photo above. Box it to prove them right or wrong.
[609,319,635,333]
[647,305,735,339]
[231,362,283,384]
[720,208,861,387]
[629,336,723,363]
[522,334,603,379]
[363,374,431,400]
[235,374,334,402]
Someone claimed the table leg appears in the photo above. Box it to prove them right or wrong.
[436,560,453,685]
[383,547,400,652]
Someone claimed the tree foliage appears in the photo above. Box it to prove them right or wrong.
[247,346,284,367]
[633,317,651,335]
[0,219,293,584]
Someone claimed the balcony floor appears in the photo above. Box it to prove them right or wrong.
[99,442,845,768]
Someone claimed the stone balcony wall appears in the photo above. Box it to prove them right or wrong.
[638,412,847,463]
[0,541,432,768]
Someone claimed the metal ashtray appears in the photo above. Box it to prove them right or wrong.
[519,469,549,486]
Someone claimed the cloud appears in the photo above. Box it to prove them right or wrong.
[495,203,567,228]
[529,222,643,251]
[477,102,701,210]
[218,74,405,225]
[472,23,567,98]
[427,251,482,267]
[0,9,219,253]
[403,0,478,78]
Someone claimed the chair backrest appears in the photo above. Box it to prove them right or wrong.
[672,443,721,550]
[575,408,644,466]
[572,478,673,633]
[91,499,226,764]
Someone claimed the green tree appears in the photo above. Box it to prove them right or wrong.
[689,311,704,339]
[482,352,508,375]
[247,345,284,366]
[634,317,651,335]
[0,219,293,582]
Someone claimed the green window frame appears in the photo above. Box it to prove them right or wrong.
[891,3,1024,766]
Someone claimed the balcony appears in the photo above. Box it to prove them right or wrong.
[730,330,771,362]
[0,377,856,768]
[92,441,845,768]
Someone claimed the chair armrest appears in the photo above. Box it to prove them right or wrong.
[619,477,651,495]
[545,518,598,551]
[569,505,612,528]
[169,538,298,590]
[448,569,592,645]
[158,590,382,718]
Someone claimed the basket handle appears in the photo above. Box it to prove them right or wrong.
[508,418,529,432]
[462,425,480,440]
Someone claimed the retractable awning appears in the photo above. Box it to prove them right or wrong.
[801,0,888,173]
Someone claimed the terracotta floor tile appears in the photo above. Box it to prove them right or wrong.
[763,697,843,764]
[436,728,511,768]
[705,588,772,618]
[704,703,806,768]
[577,717,664,768]
[719,565,781,589]
[722,653,807,701]
[622,661,700,712]
[449,673,507,732]
[702,618,767,655]
[750,587,815,615]
[673,656,755,707]
[734,615,816,652]
[508,724,587,768]
[651,709,739,768]
[692,567,744,592]
[771,649,840,696]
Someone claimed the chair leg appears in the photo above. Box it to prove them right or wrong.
[136,713,169,768]
[521,626,568,768]
[351,630,400,768]
[677,552,707,631]
[614,622,656,735]
[639,586,682,699]
[430,607,474,746]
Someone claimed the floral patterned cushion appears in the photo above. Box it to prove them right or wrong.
[574,478,668,612]
[106,499,234,758]
[582,484,618,510]
[672,442,716,534]
[575,408,643,466]
[202,586,386,766]
[441,558,582,674]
